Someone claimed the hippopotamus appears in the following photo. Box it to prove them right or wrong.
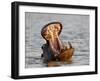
[41,22,74,64]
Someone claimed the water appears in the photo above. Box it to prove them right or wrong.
[25,12,89,68]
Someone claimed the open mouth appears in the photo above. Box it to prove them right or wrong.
[41,22,74,63]
[44,23,63,55]
[49,34,61,53]
[41,22,64,56]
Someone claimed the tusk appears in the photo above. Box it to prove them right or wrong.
[68,42,73,48]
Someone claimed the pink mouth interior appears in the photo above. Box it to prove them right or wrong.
[51,38,60,51]
[43,23,63,54]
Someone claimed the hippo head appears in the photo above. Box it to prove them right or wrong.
[41,22,63,55]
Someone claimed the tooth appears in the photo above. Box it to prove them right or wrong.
[68,42,73,49]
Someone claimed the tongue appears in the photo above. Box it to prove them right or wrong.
[52,38,60,51]
[49,37,62,55]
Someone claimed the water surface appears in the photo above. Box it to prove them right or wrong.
[25,12,89,68]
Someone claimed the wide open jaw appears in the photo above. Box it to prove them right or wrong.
[45,23,63,55]
[41,22,63,56]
